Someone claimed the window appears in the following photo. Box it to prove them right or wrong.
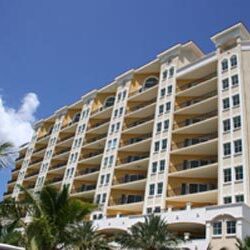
[160,88,166,97]
[234,139,242,154]
[223,98,230,110]
[227,221,236,234]
[224,196,232,204]
[159,105,164,115]
[106,174,110,184]
[223,142,231,156]
[231,75,239,86]
[102,193,107,203]
[104,157,108,167]
[166,102,171,112]
[169,67,174,78]
[235,166,243,180]
[232,94,240,107]
[162,139,167,150]
[162,70,168,80]
[107,140,112,150]
[152,162,157,173]
[213,222,222,235]
[236,194,244,203]
[96,194,101,204]
[157,122,162,133]
[222,78,229,90]
[149,184,155,196]
[109,156,114,166]
[154,207,161,213]
[144,77,158,89]
[112,138,117,149]
[119,107,124,116]
[116,122,120,132]
[159,160,165,171]
[114,109,118,118]
[233,116,241,129]
[154,141,160,152]
[157,182,163,194]
[164,120,169,131]
[104,96,115,108]
[100,175,105,185]
[221,59,228,72]
[223,119,231,132]
[224,168,232,183]
[117,92,121,102]
[230,55,237,68]
[167,85,173,95]
[147,207,153,214]
[122,90,127,100]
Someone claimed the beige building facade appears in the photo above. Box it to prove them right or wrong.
[4,23,250,249]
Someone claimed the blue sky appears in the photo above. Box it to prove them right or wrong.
[1,0,250,198]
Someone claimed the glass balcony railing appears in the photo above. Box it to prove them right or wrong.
[173,110,218,130]
[113,175,146,185]
[73,184,96,193]
[119,154,149,165]
[172,133,217,150]
[176,72,217,92]
[175,90,217,110]
[76,168,99,177]
[120,133,152,147]
[124,115,154,130]
[167,184,217,197]
[126,98,156,114]
[110,195,144,206]
[170,158,217,172]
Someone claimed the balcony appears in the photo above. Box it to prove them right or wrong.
[109,195,144,206]
[76,167,99,177]
[120,133,152,148]
[176,73,217,93]
[61,116,80,130]
[91,105,113,119]
[46,176,63,185]
[8,179,17,184]
[4,191,13,196]
[75,184,96,192]
[173,110,218,130]
[53,148,70,158]
[37,131,52,142]
[167,184,217,199]
[29,158,43,166]
[175,90,217,111]
[124,115,154,131]
[128,82,158,101]
[84,133,107,145]
[26,170,40,178]
[49,163,67,171]
[119,154,149,165]
[172,133,217,151]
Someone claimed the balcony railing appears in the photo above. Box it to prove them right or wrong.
[176,72,217,92]
[126,98,156,114]
[37,131,52,141]
[175,90,217,110]
[53,148,70,157]
[50,163,67,170]
[113,175,146,185]
[80,150,103,160]
[73,184,96,193]
[29,158,43,166]
[4,191,12,196]
[170,158,217,172]
[124,115,154,130]
[76,168,99,177]
[88,119,110,131]
[33,146,47,154]
[85,133,107,144]
[8,179,17,184]
[167,184,217,197]
[129,82,158,98]
[174,110,218,129]
[120,133,152,147]
[26,170,40,178]
[110,195,144,206]
[172,133,217,150]
[119,154,149,165]
[91,105,113,116]
[46,176,63,184]
[61,116,80,129]
[16,154,25,161]
[58,134,74,143]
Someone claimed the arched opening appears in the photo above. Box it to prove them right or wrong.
[230,55,237,67]
[142,77,158,90]
[73,112,81,122]
[104,96,115,108]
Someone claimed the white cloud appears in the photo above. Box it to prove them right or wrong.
[0,93,40,147]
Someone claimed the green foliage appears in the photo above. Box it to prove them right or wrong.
[115,214,182,250]
[236,237,250,250]
[0,142,14,168]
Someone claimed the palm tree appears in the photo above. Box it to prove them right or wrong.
[236,237,250,249]
[19,184,95,250]
[0,142,14,168]
[66,221,111,250]
[115,214,182,250]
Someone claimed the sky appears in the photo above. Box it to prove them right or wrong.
[1,0,250,198]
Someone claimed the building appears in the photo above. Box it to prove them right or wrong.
[4,23,250,249]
